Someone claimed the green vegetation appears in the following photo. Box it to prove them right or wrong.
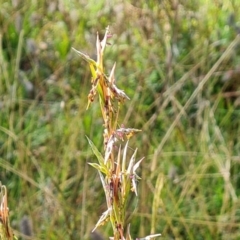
[0,0,240,239]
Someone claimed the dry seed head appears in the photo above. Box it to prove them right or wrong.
[0,185,13,238]
[76,27,162,239]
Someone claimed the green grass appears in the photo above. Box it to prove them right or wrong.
[1,0,240,239]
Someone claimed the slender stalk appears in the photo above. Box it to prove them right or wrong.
[73,26,161,240]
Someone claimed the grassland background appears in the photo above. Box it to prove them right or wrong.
[1,0,240,239]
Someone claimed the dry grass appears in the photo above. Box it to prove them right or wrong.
[0,0,240,239]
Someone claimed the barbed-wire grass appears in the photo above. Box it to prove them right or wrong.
[73,27,161,240]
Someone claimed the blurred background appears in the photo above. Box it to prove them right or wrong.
[1,0,240,239]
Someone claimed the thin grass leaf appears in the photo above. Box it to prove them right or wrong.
[96,32,102,69]
[88,163,107,175]
[131,157,143,196]
[72,47,97,67]
[133,157,144,175]
[136,233,161,240]
[86,136,105,166]
[126,224,132,240]
[100,26,109,54]
[117,145,121,173]
[109,62,116,84]
[131,175,138,196]
[127,149,138,175]
[122,141,129,173]
[92,208,111,232]
[98,171,111,208]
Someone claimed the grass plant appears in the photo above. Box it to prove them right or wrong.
[73,27,161,240]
